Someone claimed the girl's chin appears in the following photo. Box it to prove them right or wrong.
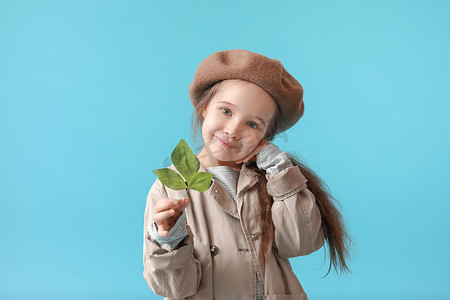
[212,155,238,163]
[210,152,241,165]
[206,144,247,164]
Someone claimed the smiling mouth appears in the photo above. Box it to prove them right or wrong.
[215,136,236,149]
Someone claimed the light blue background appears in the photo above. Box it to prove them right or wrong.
[1,1,449,299]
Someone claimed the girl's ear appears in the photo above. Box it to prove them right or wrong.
[201,107,207,118]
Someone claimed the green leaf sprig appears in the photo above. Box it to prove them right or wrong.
[153,139,214,199]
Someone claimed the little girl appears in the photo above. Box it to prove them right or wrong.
[143,49,351,299]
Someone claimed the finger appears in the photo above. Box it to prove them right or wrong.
[178,197,190,211]
[156,215,180,236]
[158,218,175,229]
[244,140,270,163]
[154,221,167,231]
[153,199,172,214]
[237,148,258,164]
[254,139,270,154]
[157,228,169,237]
[168,198,190,215]
[153,221,170,237]
[171,198,190,215]
[154,198,184,214]
[236,139,270,164]
[172,198,190,221]
[153,209,176,223]
[236,149,256,164]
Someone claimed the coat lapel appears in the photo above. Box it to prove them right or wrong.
[237,162,260,197]
[198,163,260,219]
[198,164,240,218]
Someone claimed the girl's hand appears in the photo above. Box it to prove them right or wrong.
[235,138,270,164]
[152,197,190,237]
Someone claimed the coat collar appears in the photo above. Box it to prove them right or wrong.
[237,162,260,196]
[198,162,260,219]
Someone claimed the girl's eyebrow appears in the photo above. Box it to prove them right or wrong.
[216,101,267,126]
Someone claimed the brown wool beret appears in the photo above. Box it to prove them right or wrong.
[188,49,304,133]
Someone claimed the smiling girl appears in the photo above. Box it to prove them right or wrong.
[143,49,351,300]
[197,79,277,171]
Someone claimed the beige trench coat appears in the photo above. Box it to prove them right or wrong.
[143,162,324,299]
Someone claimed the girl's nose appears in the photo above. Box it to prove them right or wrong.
[223,127,237,138]
[223,120,241,138]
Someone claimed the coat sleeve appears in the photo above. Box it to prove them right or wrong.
[267,165,325,258]
[143,178,202,298]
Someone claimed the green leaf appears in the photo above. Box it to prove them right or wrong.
[171,139,200,182]
[152,138,214,195]
[153,168,187,190]
[188,172,215,192]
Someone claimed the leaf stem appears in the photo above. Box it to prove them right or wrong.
[184,188,190,200]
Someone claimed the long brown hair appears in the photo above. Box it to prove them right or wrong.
[191,79,352,276]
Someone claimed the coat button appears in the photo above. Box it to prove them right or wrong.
[210,245,218,256]
[250,232,260,239]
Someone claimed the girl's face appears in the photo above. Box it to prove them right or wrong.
[197,80,278,169]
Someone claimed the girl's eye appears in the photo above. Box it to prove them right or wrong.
[221,107,258,129]
[221,108,231,115]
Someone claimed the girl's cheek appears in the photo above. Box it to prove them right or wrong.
[242,137,258,148]
[244,129,262,143]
